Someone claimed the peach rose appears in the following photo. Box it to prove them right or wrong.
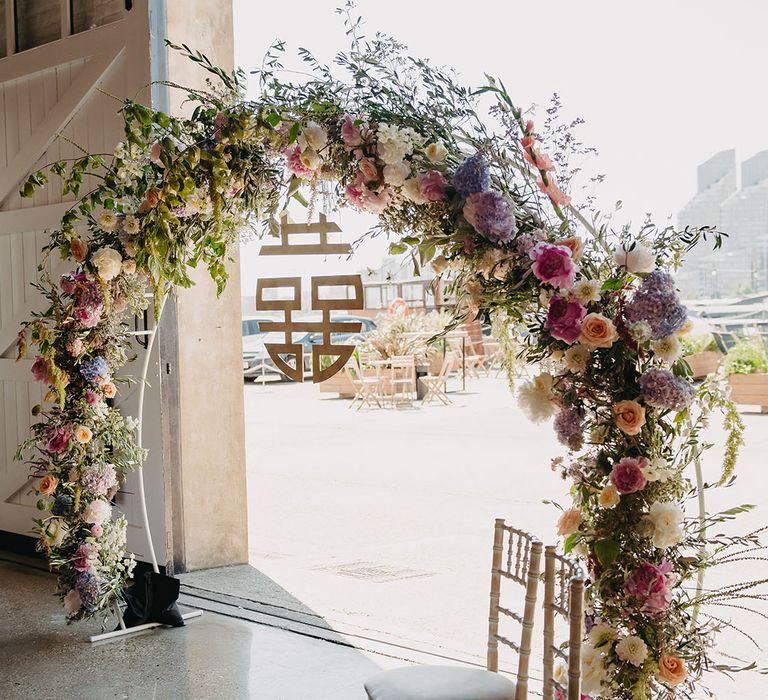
[38,475,59,496]
[74,425,92,444]
[556,236,585,261]
[614,400,646,436]
[70,239,88,262]
[138,188,163,213]
[657,655,687,686]
[580,313,619,349]
[103,382,117,399]
[599,483,620,508]
[358,158,379,182]
[557,507,582,536]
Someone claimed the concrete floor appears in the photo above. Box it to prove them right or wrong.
[0,557,402,700]
[244,374,768,698]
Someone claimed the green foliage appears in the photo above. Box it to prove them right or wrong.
[724,337,768,376]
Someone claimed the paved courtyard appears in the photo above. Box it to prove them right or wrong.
[244,374,768,697]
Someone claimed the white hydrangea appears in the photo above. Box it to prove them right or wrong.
[646,501,685,549]
[376,123,421,164]
[91,247,123,281]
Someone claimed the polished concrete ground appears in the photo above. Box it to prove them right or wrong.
[245,374,768,698]
[0,558,403,700]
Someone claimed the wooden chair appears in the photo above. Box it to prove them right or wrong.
[388,355,417,406]
[346,354,383,410]
[419,351,455,406]
[364,519,543,700]
[542,546,586,700]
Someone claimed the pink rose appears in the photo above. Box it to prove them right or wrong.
[341,114,363,146]
[530,242,577,289]
[358,158,379,182]
[624,559,676,614]
[73,543,94,573]
[610,456,649,494]
[545,296,586,344]
[46,426,73,454]
[417,170,447,202]
[31,356,50,383]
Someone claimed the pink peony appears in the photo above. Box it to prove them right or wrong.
[85,390,100,406]
[624,560,677,614]
[46,426,72,454]
[284,145,314,180]
[363,189,391,215]
[530,242,577,289]
[73,543,94,573]
[610,456,649,494]
[545,296,586,344]
[31,356,50,383]
[74,305,102,328]
[341,114,363,146]
[417,170,447,202]
[345,183,366,209]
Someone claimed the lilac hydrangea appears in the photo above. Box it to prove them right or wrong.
[80,356,109,383]
[624,272,687,339]
[80,463,118,497]
[452,154,490,197]
[463,191,517,244]
[554,407,585,451]
[76,572,101,613]
[639,368,695,411]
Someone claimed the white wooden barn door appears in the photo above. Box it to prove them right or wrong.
[0,2,167,564]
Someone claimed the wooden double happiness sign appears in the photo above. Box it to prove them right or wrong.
[255,214,364,383]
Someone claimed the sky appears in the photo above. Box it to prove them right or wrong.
[232,0,768,298]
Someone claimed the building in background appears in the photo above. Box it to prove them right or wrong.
[678,149,768,299]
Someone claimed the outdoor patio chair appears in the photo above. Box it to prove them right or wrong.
[542,547,586,700]
[388,355,417,406]
[419,351,455,406]
[346,355,384,410]
[363,519,543,700]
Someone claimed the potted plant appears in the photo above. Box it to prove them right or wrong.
[724,337,768,412]
[681,332,722,380]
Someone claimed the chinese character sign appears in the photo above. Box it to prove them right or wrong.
[255,215,365,383]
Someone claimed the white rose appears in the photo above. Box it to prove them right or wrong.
[425,142,448,163]
[646,501,685,549]
[613,243,656,274]
[616,635,648,667]
[401,178,425,204]
[91,247,123,281]
[300,149,322,171]
[383,161,411,186]
[302,121,328,151]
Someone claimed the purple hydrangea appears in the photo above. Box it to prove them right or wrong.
[624,273,687,340]
[80,463,118,497]
[554,407,585,451]
[452,154,490,197]
[76,572,101,613]
[639,368,695,411]
[80,356,109,383]
[463,191,518,244]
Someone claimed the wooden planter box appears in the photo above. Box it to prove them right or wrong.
[685,351,722,380]
[318,371,356,398]
[728,373,768,412]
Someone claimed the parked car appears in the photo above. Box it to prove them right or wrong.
[242,316,273,338]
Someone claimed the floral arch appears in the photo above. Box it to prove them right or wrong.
[16,25,759,700]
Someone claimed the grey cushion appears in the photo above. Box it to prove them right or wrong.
[364,665,516,700]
